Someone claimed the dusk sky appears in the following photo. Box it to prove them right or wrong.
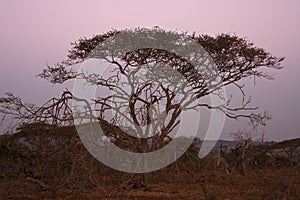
[0,0,299,141]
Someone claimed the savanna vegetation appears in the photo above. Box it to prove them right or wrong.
[1,28,298,199]
[0,123,299,199]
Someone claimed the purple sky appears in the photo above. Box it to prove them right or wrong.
[0,0,299,141]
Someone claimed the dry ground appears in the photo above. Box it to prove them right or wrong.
[1,168,299,199]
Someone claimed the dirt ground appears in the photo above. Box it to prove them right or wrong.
[1,168,299,200]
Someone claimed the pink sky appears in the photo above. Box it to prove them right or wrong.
[0,0,299,140]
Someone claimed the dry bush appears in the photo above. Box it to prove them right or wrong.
[0,123,299,199]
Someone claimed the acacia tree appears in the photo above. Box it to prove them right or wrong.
[1,28,283,155]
